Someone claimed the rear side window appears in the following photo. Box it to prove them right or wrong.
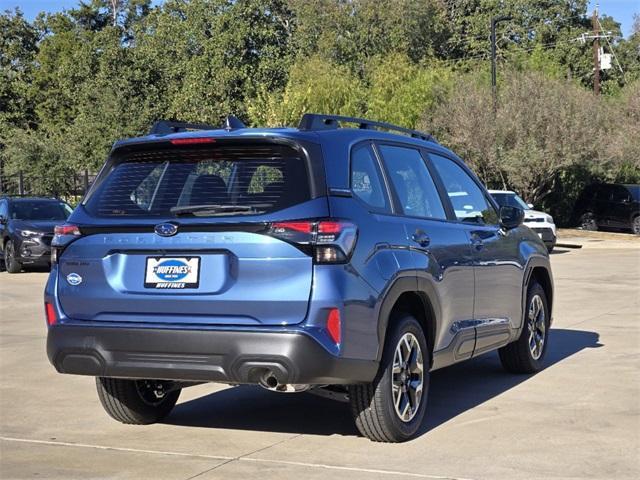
[350,144,389,211]
[378,145,446,219]
[85,144,310,217]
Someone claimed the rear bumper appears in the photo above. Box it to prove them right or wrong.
[46,323,378,385]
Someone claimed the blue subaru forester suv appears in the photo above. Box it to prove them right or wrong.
[45,114,553,442]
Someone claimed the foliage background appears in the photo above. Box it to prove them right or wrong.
[1,0,639,224]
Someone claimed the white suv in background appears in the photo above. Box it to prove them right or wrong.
[489,190,557,252]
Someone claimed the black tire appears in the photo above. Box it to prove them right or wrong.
[546,245,554,253]
[632,216,640,236]
[349,313,430,442]
[4,240,21,274]
[579,212,597,231]
[499,281,550,374]
[96,377,181,425]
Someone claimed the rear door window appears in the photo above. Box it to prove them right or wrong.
[85,144,310,217]
[378,144,446,219]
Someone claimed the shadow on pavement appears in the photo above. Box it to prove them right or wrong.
[165,328,601,438]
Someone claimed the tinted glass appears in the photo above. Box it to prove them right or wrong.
[8,201,71,221]
[626,185,640,201]
[351,144,389,211]
[84,144,310,217]
[430,154,498,224]
[595,186,612,201]
[378,145,446,219]
[611,186,631,203]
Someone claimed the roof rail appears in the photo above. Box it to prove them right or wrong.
[149,115,246,135]
[297,113,436,142]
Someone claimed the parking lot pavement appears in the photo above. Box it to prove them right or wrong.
[1,245,639,480]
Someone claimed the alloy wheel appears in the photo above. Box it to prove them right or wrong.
[391,332,424,422]
[135,380,173,406]
[633,217,640,235]
[527,294,546,360]
[580,214,597,231]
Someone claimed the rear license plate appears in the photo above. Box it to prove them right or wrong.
[144,257,200,289]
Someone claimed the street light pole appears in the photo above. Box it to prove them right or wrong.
[491,15,512,111]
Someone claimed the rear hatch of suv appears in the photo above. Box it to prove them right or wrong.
[56,137,327,327]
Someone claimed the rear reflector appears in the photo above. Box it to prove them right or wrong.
[326,308,341,344]
[170,138,216,145]
[45,303,57,326]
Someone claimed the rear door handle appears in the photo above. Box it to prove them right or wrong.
[411,230,430,248]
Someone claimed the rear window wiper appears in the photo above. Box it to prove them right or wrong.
[170,204,272,217]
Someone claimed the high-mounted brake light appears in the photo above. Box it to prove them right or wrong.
[267,219,357,264]
[54,224,81,236]
[45,302,57,326]
[326,308,341,344]
[170,138,216,145]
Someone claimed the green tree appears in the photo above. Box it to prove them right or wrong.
[288,0,449,74]
[0,9,39,129]
[366,53,452,128]
[247,55,365,126]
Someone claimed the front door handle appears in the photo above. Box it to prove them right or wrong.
[412,230,430,248]
[470,233,484,250]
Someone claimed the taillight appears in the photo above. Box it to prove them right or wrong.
[52,224,82,264]
[54,224,81,236]
[268,219,357,264]
[326,308,341,344]
[45,303,57,326]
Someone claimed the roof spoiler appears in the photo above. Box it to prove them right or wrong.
[149,115,246,135]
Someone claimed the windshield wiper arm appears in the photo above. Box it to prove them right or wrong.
[170,204,271,217]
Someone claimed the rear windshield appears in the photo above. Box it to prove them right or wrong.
[84,144,310,217]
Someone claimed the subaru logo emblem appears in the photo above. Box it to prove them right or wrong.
[66,272,83,286]
[155,223,178,237]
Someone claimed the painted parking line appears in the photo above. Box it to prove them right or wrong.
[0,436,474,480]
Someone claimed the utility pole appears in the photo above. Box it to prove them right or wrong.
[491,15,512,111]
[593,5,600,95]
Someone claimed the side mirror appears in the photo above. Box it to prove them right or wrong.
[0,216,7,225]
[527,203,534,209]
[499,206,524,230]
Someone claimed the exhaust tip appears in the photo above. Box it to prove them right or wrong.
[264,374,278,389]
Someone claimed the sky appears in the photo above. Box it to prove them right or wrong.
[2,0,638,37]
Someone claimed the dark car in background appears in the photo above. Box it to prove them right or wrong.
[572,184,640,235]
[0,196,73,273]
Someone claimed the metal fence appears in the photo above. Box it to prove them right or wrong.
[0,170,96,205]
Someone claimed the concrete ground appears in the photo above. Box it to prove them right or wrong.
[1,242,639,480]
